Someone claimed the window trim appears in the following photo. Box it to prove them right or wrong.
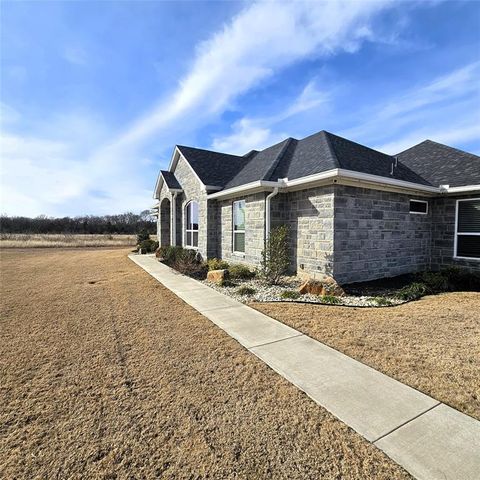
[453,197,480,261]
[409,199,428,215]
[184,200,199,249]
[232,199,246,254]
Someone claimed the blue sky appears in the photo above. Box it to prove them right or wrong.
[1,0,479,216]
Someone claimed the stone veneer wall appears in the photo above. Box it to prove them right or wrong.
[271,186,335,277]
[430,194,480,272]
[158,158,479,280]
[158,197,171,247]
[332,185,432,284]
[217,193,266,266]
[158,155,215,259]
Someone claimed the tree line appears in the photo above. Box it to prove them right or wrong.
[0,211,156,235]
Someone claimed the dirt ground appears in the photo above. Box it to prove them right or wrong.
[254,292,480,421]
[0,248,410,479]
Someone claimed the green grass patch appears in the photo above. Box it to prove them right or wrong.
[236,286,256,296]
[280,290,301,300]
[320,295,341,304]
[371,296,393,306]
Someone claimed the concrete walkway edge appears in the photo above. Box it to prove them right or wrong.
[129,253,480,480]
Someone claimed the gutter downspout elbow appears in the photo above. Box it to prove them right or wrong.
[265,187,280,241]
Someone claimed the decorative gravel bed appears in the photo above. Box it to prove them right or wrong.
[202,276,405,307]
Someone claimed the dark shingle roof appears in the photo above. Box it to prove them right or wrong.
[223,138,293,189]
[176,146,248,187]
[396,140,480,188]
[173,131,478,191]
[160,170,182,190]
[270,131,430,185]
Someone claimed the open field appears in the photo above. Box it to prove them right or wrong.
[0,248,410,479]
[253,292,480,420]
[0,233,139,248]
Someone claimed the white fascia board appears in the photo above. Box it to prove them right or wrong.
[154,147,180,199]
[284,169,338,188]
[446,184,480,194]
[153,173,164,199]
[206,168,476,200]
[336,169,440,194]
[207,180,280,199]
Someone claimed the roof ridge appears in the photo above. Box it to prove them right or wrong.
[177,144,245,159]
[262,137,294,181]
[422,139,479,158]
[396,139,479,159]
[394,140,430,156]
[322,131,341,168]
[326,130,394,160]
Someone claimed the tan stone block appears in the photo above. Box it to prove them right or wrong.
[207,269,229,284]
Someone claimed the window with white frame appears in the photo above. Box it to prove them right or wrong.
[233,200,246,253]
[455,198,480,259]
[409,199,428,214]
[185,201,199,248]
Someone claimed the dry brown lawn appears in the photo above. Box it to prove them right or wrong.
[0,233,138,248]
[253,293,480,421]
[0,248,410,479]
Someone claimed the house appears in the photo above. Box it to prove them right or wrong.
[153,130,480,284]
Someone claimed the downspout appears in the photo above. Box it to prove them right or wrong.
[170,192,178,246]
[265,187,279,241]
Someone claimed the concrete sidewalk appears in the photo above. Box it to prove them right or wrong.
[129,253,480,480]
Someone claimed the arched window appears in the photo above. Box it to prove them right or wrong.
[185,201,199,248]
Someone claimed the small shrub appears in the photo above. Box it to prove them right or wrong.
[237,286,256,296]
[260,225,290,285]
[229,263,255,280]
[219,279,237,287]
[441,266,480,292]
[417,271,449,293]
[372,296,393,306]
[172,249,206,277]
[136,229,150,244]
[138,239,158,253]
[156,245,184,264]
[395,282,427,301]
[320,295,341,304]
[206,258,230,271]
[281,290,301,300]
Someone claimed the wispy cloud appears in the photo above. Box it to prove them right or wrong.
[212,79,332,154]
[9,0,455,216]
[340,62,480,153]
[106,0,392,151]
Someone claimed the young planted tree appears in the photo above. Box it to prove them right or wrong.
[260,224,290,285]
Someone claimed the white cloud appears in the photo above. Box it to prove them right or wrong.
[212,79,332,154]
[378,123,480,155]
[109,0,391,150]
[2,0,394,216]
[212,119,287,154]
[338,62,480,153]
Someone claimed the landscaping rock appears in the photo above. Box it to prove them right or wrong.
[298,278,345,297]
[207,269,229,284]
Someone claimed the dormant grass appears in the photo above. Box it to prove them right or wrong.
[0,233,139,248]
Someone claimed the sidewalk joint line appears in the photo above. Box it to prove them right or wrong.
[372,402,442,444]
[199,304,244,313]
[249,333,304,350]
